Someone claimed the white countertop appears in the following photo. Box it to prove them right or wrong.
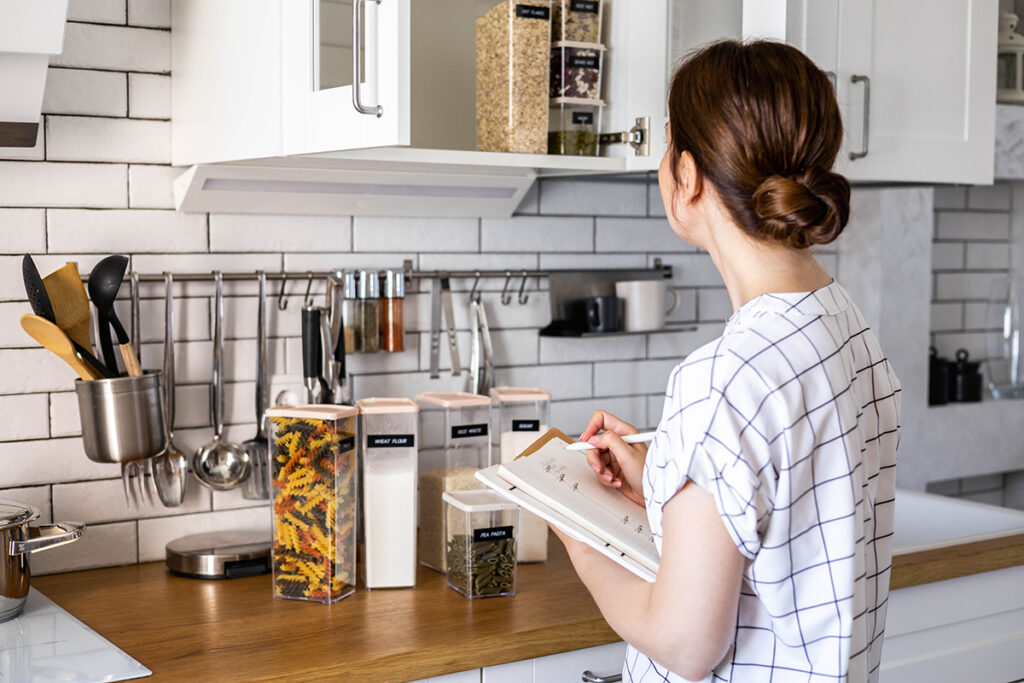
[893,489,1024,554]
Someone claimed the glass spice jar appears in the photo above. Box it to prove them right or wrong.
[380,270,405,352]
[340,271,357,354]
[356,270,380,353]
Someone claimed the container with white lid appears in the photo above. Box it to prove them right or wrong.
[491,386,551,562]
[264,404,358,603]
[357,398,419,589]
[416,392,493,572]
[443,490,519,599]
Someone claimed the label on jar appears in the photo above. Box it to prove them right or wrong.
[367,434,415,448]
[568,55,600,69]
[338,436,355,453]
[570,0,600,14]
[571,111,594,125]
[515,4,550,19]
[474,525,514,542]
[512,419,541,432]
[451,423,488,439]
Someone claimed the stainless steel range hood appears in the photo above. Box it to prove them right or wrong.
[0,0,68,147]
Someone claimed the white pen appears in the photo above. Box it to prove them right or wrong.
[564,431,657,451]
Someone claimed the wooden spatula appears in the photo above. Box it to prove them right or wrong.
[42,262,93,352]
[21,314,103,381]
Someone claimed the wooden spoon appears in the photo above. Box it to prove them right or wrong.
[20,314,103,381]
[42,262,93,352]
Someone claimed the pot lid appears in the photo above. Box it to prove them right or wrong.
[0,499,40,529]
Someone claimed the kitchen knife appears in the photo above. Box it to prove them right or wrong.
[477,296,494,394]
[440,276,461,377]
[301,306,322,403]
[468,298,481,394]
[318,305,334,402]
[429,277,442,379]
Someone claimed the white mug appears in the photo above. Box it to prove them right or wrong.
[615,280,679,331]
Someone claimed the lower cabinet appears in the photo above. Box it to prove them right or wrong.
[410,641,627,683]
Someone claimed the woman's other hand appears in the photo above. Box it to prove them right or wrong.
[579,410,647,507]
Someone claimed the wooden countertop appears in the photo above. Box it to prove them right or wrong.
[31,532,1024,682]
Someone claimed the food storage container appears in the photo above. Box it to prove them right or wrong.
[552,0,603,42]
[416,392,493,573]
[357,397,418,589]
[548,97,604,156]
[490,386,551,562]
[476,0,553,153]
[265,404,358,603]
[443,490,518,599]
[550,41,605,99]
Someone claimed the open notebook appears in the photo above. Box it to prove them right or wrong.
[475,428,660,582]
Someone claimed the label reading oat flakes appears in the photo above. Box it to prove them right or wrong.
[568,55,600,69]
[516,4,551,19]
[570,0,599,13]
[571,111,594,125]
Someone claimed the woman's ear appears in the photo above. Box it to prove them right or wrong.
[677,151,703,205]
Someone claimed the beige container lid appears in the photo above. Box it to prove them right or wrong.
[416,391,492,408]
[442,489,517,513]
[265,404,358,420]
[490,386,551,402]
[357,397,419,414]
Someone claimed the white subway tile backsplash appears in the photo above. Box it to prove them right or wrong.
[930,303,962,332]
[539,253,646,270]
[0,437,116,487]
[43,68,127,117]
[649,253,723,288]
[0,302,33,348]
[416,253,538,276]
[0,394,49,441]
[549,395,648,435]
[480,216,592,252]
[0,348,93,394]
[931,242,964,270]
[646,324,722,360]
[493,363,592,400]
[128,164,181,209]
[128,73,171,119]
[211,488,270,512]
[965,242,1011,270]
[666,288,698,324]
[406,288,551,333]
[0,210,46,254]
[282,252,405,274]
[32,521,138,575]
[137,296,210,342]
[0,486,52,522]
[932,186,967,210]
[539,335,644,365]
[67,0,127,25]
[934,272,1003,301]
[538,178,647,216]
[131,253,281,275]
[49,391,80,438]
[963,302,992,330]
[47,209,206,253]
[353,217,478,252]
[52,23,170,73]
[935,212,1010,240]
[931,331,998,360]
[53,478,211,525]
[647,181,667,218]
[593,359,680,397]
[698,288,732,322]
[210,214,351,253]
[137,508,268,562]
[966,184,1012,211]
[46,116,170,164]
[595,217,690,253]
[128,0,171,29]
[0,162,127,208]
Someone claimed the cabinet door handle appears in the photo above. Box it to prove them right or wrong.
[825,70,837,90]
[352,0,383,118]
[581,671,623,683]
[849,74,870,160]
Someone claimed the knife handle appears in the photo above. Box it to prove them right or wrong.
[301,306,322,390]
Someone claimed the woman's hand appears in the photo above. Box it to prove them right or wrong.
[579,410,647,507]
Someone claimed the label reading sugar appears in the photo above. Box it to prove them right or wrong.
[570,0,599,13]
[451,423,488,439]
[367,434,415,449]
[512,419,541,432]
[338,436,355,454]
[571,111,594,125]
[516,4,550,19]
[568,55,600,69]
[474,525,514,542]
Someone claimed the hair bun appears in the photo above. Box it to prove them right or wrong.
[751,169,850,248]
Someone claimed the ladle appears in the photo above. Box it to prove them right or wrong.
[152,273,189,507]
[192,272,249,490]
[88,255,142,377]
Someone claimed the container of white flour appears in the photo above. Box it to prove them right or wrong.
[490,386,551,563]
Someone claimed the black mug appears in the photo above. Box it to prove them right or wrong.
[584,296,620,333]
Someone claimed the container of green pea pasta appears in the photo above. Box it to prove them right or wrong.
[548,97,604,156]
[443,490,519,599]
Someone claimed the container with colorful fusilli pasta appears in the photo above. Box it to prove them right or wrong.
[265,404,359,603]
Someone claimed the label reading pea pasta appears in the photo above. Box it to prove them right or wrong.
[474,525,514,542]
[451,423,488,439]
[515,4,550,19]
[570,0,599,13]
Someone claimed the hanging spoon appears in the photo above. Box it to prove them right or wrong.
[241,272,270,500]
[152,273,189,507]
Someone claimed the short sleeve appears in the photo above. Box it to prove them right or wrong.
[645,347,773,561]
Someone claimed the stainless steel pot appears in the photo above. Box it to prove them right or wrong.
[0,500,84,623]
[76,370,167,463]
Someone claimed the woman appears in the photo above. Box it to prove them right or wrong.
[558,40,902,682]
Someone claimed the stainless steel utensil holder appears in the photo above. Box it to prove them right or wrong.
[76,371,167,464]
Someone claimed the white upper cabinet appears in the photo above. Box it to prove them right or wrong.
[746,0,998,185]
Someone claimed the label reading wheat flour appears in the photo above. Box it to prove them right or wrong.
[451,423,488,439]
[512,419,541,432]
[571,111,594,125]
[474,525,514,542]
[367,434,415,449]
[570,0,599,13]
[516,4,550,19]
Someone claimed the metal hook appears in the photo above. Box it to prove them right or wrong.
[277,273,289,310]
[303,271,315,307]
[469,271,482,302]
[517,271,529,305]
[500,272,513,306]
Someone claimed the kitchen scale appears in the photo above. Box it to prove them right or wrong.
[165,531,271,579]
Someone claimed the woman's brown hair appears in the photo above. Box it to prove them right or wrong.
[667,40,850,249]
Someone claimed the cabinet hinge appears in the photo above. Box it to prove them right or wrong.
[598,116,650,157]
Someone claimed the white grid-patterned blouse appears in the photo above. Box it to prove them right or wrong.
[629,281,901,683]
